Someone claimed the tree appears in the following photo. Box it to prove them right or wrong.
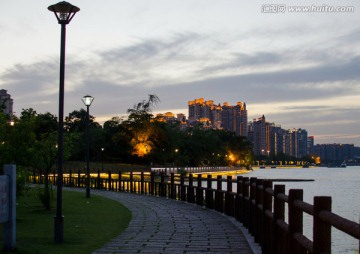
[34,112,57,139]
[1,109,77,209]
[102,117,131,162]
[1,110,36,166]
[123,95,160,158]
[31,132,58,210]
[126,94,160,124]
[65,109,100,133]
[65,109,102,161]
[226,135,253,167]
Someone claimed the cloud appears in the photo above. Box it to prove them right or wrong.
[1,61,58,99]
[2,28,360,145]
[338,28,360,44]
[101,32,202,62]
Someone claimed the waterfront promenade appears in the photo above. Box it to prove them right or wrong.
[69,188,261,254]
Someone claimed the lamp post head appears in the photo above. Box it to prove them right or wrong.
[48,1,80,24]
[82,95,94,107]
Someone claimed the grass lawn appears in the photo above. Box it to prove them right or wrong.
[0,188,131,254]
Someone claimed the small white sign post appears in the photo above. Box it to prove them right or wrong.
[0,165,16,251]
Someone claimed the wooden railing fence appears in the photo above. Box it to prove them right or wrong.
[30,171,360,254]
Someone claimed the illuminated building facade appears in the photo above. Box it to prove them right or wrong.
[188,98,248,137]
[155,112,187,130]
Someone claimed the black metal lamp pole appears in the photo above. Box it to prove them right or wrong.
[101,148,105,171]
[82,95,94,198]
[48,1,80,244]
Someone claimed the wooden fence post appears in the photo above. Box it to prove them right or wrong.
[95,170,100,189]
[273,184,285,254]
[150,171,155,195]
[288,189,303,253]
[215,175,223,213]
[249,177,257,236]
[118,171,122,191]
[180,173,186,201]
[130,172,134,193]
[242,177,250,227]
[254,179,264,243]
[235,176,243,221]
[205,175,214,209]
[68,170,72,187]
[141,172,145,194]
[160,172,165,197]
[188,174,195,203]
[196,174,203,206]
[170,173,175,199]
[262,180,273,254]
[313,196,331,254]
[225,176,234,216]
[77,170,81,187]
[108,171,112,191]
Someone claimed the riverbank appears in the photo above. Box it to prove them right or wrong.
[191,168,249,176]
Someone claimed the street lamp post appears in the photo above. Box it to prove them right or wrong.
[101,147,105,171]
[174,148,179,168]
[48,1,80,243]
[82,95,94,198]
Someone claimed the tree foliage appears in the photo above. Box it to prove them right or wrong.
[1,95,254,174]
[0,109,75,209]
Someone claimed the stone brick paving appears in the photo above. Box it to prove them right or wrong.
[70,189,261,254]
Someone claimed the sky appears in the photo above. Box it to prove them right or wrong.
[1,1,359,145]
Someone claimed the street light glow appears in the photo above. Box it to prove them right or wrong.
[82,95,94,107]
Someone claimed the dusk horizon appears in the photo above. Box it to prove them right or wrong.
[1,1,359,146]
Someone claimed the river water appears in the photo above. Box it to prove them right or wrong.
[240,166,360,253]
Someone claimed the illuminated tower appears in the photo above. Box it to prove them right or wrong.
[188,98,247,137]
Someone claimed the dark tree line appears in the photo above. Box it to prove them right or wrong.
[0,95,254,172]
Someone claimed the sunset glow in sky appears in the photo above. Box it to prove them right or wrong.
[1,1,360,145]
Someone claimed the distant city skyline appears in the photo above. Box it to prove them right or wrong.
[1,1,359,146]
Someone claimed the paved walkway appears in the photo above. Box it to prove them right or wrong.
[71,189,261,254]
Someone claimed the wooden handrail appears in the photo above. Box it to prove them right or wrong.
[293,199,314,215]
[319,210,360,239]
[29,172,360,254]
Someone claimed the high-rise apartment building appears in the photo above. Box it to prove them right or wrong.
[250,115,308,158]
[188,98,248,137]
[269,124,286,155]
[307,136,315,155]
[314,143,356,162]
[0,89,13,115]
[283,128,308,158]
[248,115,270,156]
